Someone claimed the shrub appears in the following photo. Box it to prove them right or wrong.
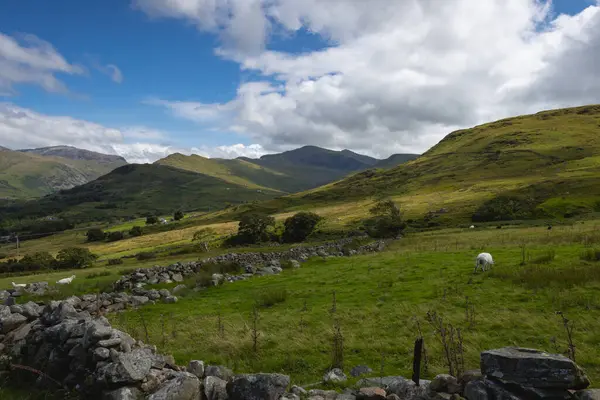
[129,226,143,237]
[107,258,124,266]
[107,231,125,242]
[146,216,158,225]
[20,252,56,270]
[56,247,98,269]
[257,288,288,308]
[362,199,406,238]
[472,195,540,222]
[135,252,156,261]
[282,212,323,243]
[226,212,275,245]
[581,249,600,262]
[86,228,106,242]
[174,210,184,221]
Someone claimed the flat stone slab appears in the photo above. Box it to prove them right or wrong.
[481,347,590,390]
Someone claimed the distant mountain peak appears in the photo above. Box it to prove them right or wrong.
[19,146,127,164]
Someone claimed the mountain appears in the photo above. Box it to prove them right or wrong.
[0,147,127,199]
[19,146,127,165]
[374,153,420,169]
[237,145,386,191]
[0,164,279,223]
[233,104,600,225]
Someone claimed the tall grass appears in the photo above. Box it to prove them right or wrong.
[580,248,600,262]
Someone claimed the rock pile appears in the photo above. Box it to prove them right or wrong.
[114,239,388,291]
[0,299,291,400]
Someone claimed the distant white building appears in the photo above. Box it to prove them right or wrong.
[159,218,168,225]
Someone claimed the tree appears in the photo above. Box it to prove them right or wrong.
[56,247,98,269]
[236,212,275,244]
[174,210,184,221]
[282,212,322,243]
[86,228,106,242]
[20,252,56,271]
[362,199,406,238]
[107,231,125,242]
[129,226,143,237]
[146,216,158,225]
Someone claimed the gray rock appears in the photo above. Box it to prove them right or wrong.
[141,368,171,393]
[351,365,373,377]
[323,368,347,383]
[10,304,23,314]
[159,289,171,298]
[147,289,161,300]
[281,395,301,400]
[21,301,41,320]
[3,296,15,306]
[308,389,338,399]
[172,273,184,282]
[83,320,113,348]
[226,373,290,400]
[96,348,153,384]
[147,371,201,400]
[173,285,187,294]
[102,387,143,400]
[98,337,122,348]
[289,259,301,268]
[130,296,149,306]
[205,365,234,381]
[291,385,307,396]
[204,376,229,400]
[386,395,400,400]
[163,296,178,304]
[464,378,520,400]
[373,376,429,399]
[430,374,461,394]
[187,360,205,378]
[5,321,32,342]
[94,347,111,361]
[1,313,27,333]
[578,389,600,400]
[481,347,590,390]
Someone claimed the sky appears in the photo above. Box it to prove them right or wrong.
[0,0,599,163]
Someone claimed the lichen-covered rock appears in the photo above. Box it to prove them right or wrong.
[102,386,143,400]
[430,374,461,394]
[357,387,387,400]
[226,373,290,400]
[204,376,229,400]
[187,360,205,378]
[147,371,201,400]
[1,313,27,333]
[481,347,590,390]
[205,365,234,381]
[323,368,347,383]
[351,365,373,377]
[96,348,153,384]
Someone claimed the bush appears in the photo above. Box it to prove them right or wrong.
[227,212,275,245]
[146,216,158,225]
[257,288,288,308]
[56,247,98,269]
[107,231,125,242]
[107,258,124,266]
[135,252,156,261]
[174,210,184,221]
[362,199,406,238]
[282,212,323,243]
[20,252,57,270]
[472,195,540,222]
[129,226,143,237]
[86,228,106,242]
[581,249,600,262]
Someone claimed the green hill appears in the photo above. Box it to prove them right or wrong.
[229,105,600,225]
[374,153,420,169]
[0,148,127,199]
[0,164,279,223]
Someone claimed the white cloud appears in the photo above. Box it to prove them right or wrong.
[0,103,266,163]
[101,64,123,83]
[138,0,600,158]
[0,32,84,94]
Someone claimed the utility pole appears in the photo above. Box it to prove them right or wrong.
[15,234,19,258]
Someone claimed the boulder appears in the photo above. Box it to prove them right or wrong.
[147,371,201,400]
[578,389,600,400]
[226,373,290,400]
[187,360,205,378]
[5,321,32,342]
[481,347,590,390]
[357,387,387,400]
[163,296,178,304]
[430,374,461,394]
[351,365,373,377]
[172,273,184,283]
[205,365,234,381]
[323,368,347,383]
[102,387,143,400]
[289,260,301,268]
[21,301,41,320]
[204,376,229,400]
[1,313,27,333]
[129,296,149,307]
[173,285,187,294]
[96,348,153,384]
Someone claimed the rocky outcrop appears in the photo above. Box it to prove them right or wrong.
[113,239,388,291]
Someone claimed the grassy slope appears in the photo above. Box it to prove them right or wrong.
[0,149,125,199]
[0,164,280,223]
[217,105,600,226]
[155,153,287,192]
[103,222,600,386]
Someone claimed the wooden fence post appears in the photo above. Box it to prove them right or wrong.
[412,337,423,386]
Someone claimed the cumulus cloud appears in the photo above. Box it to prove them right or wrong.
[0,103,265,163]
[0,32,84,95]
[138,0,600,158]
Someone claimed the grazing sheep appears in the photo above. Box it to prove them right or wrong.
[56,275,76,285]
[469,225,475,229]
[474,252,494,273]
[11,282,26,288]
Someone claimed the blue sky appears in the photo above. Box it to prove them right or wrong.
[0,0,599,162]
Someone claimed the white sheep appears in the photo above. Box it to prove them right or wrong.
[469,225,475,229]
[56,275,76,285]
[474,253,494,273]
[11,282,26,288]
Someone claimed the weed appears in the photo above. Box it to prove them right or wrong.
[557,311,576,361]
[331,321,344,370]
[251,305,260,354]
[426,311,464,377]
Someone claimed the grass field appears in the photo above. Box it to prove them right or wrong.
[98,221,600,387]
